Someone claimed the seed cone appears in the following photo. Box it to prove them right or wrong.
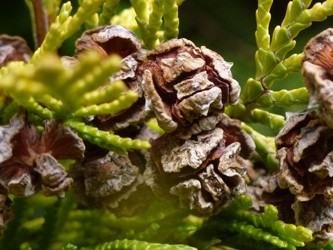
[145,112,254,216]
[262,111,333,245]
[139,38,241,133]
[302,28,333,128]
[0,115,85,197]
[69,125,159,217]
[0,35,32,67]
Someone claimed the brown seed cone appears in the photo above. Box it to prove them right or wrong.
[0,115,85,197]
[69,148,154,217]
[262,110,333,245]
[69,125,160,217]
[74,25,153,131]
[0,35,32,68]
[302,28,333,128]
[138,39,241,133]
[144,112,254,216]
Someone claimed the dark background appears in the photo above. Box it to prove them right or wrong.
[1,0,332,133]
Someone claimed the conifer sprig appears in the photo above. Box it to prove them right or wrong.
[31,0,105,62]
[129,0,180,48]
[110,7,138,31]
[241,123,278,168]
[0,52,123,120]
[145,0,164,49]
[61,243,79,250]
[241,0,333,107]
[163,0,179,40]
[99,0,120,26]
[64,120,151,154]
[226,103,286,132]
[92,239,198,250]
[246,87,310,110]
[196,195,313,250]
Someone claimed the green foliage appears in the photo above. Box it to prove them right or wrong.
[37,199,61,250]
[0,198,30,250]
[111,7,138,31]
[226,102,286,132]
[61,243,78,250]
[0,195,58,250]
[192,195,313,250]
[0,100,20,125]
[163,0,179,40]
[241,123,278,169]
[145,0,164,49]
[43,0,62,18]
[73,90,138,117]
[31,0,105,62]
[226,0,333,140]
[64,120,151,155]
[21,199,199,248]
[129,0,180,49]
[92,239,198,250]
[0,52,119,118]
[98,0,120,26]
[37,192,76,250]
[254,0,332,88]
[257,88,309,109]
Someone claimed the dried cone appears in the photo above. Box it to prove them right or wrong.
[69,125,160,217]
[302,28,333,128]
[0,115,85,197]
[0,34,32,67]
[262,111,333,245]
[145,112,254,216]
[75,25,152,131]
[70,149,154,217]
[139,38,241,133]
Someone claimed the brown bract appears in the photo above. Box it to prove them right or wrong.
[75,25,141,59]
[263,111,333,244]
[145,113,254,216]
[0,35,32,68]
[302,28,333,127]
[0,116,85,197]
[139,38,241,133]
